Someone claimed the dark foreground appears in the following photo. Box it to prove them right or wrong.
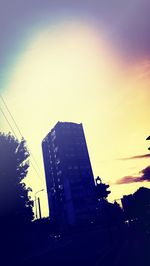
[1,221,150,266]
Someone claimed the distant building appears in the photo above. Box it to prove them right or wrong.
[42,122,96,228]
[121,187,150,222]
[121,194,135,221]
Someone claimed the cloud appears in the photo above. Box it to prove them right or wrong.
[119,154,150,161]
[116,176,140,185]
[116,166,150,184]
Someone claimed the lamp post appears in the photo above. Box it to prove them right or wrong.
[34,189,44,219]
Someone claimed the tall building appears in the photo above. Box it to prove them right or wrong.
[42,122,96,227]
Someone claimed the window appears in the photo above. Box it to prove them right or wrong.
[57,170,62,176]
[74,165,79,169]
[54,146,58,153]
[58,184,63,190]
[51,130,56,137]
[80,165,90,169]
[56,159,60,164]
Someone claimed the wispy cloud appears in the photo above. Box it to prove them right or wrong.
[116,166,150,184]
[118,154,150,161]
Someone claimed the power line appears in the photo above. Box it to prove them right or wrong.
[0,106,17,138]
[30,161,44,184]
[0,94,43,175]
[0,97,44,184]
[28,151,43,176]
[0,94,23,137]
[0,94,43,176]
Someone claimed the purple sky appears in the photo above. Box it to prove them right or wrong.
[1,0,150,89]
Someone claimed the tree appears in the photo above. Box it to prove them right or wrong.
[0,132,34,225]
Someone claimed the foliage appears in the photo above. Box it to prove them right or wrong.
[0,132,34,224]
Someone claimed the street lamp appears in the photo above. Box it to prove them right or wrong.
[34,189,44,219]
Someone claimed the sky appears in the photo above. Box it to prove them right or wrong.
[1,0,150,217]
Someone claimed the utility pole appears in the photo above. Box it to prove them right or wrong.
[34,189,44,220]
[38,197,42,219]
[35,197,38,219]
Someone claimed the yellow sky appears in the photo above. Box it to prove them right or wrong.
[1,21,150,217]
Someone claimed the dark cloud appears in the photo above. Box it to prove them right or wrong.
[116,176,140,185]
[116,166,150,185]
[119,154,150,161]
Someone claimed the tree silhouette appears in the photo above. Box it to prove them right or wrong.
[0,133,34,225]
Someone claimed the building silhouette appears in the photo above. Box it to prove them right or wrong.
[42,122,96,228]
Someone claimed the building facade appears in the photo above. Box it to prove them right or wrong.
[42,122,96,227]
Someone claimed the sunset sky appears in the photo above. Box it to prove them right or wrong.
[1,0,150,217]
